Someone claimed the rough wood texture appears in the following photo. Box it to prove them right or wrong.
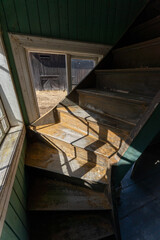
[25,141,109,187]
[96,68,160,97]
[78,89,150,125]
[29,211,115,240]
[129,15,160,43]
[113,37,160,68]
[28,176,111,211]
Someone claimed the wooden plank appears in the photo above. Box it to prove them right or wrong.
[76,0,86,41]
[78,89,150,125]
[37,0,51,36]
[1,223,19,240]
[99,0,109,43]
[96,68,160,97]
[14,0,30,34]
[68,0,77,40]
[107,0,116,44]
[5,204,28,240]
[92,0,102,43]
[85,0,93,42]
[129,15,160,43]
[25,0,41,35]
[28,176,110,211]
[2,1,20,32]
[29,212,114,240]
[13,177,26,209]
[48,0,60,37]
[9,190,28,229]
[113,37,160,68]
[58,0,69,39]
[25,141,109,188]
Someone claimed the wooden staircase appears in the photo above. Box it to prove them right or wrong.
[25,15,160,240]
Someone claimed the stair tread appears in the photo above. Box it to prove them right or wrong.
[25,141,109,185]
[95,67,160,74]
[34,123,118,158]
[30,211,114,240]
[57,99,131,137]
[77,88,151,104]
[28,176,111,211]
[113,36,160,53]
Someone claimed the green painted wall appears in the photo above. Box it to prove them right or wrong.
[0,0,148,124]
[0,139,29,240]
[112,104,160,187]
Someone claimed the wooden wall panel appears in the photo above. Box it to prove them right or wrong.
[0,0,148,45]
[0,141,29,240]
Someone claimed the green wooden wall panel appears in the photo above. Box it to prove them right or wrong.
[0,139,29,240]
[84,0,93,42]
[9,190,28,229]
[25,0,41,35]
[5,204,28,240]
[1,1,20,32]
[92,0,102,43]
[37,0,51,36]
[1,223,19,240]
[14,0,30,34]
[76,0,86,41]
[0,0,148,44]
[99,0,109,44]
[48,0,60,37]
[68,0,77,40]
[59,0,69,39]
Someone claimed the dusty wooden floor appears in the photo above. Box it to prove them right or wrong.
[36,90,67,116]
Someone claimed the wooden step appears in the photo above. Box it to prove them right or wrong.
[25,141,109,188]
[112,37,160,68]
[77,89,150,125]
[30,123,119,167]
[129,15,160,43]
[57,99,130,142]
[28,176,111,211]
[95,68,160,97]
[29,211,115,240]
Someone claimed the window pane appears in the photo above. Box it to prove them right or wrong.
[0,99,9,144]
[30,53,67,116]
[1,118,9,133]
[71,59,95,89]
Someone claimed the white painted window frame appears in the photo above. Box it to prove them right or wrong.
[9,34,112,124]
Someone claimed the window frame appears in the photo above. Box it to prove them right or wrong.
[0,33,25,236]
[9,34,112,124]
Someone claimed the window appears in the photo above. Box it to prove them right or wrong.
[9,34,111,123]
[29,52,96,116]
[0,98,10,144]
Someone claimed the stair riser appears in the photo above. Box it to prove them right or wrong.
[129,16,160,44]
[59,111,126,147]
[112,38,160,68]
[78,92,148,124]
[41,134,111,168]
[96,70,160,97]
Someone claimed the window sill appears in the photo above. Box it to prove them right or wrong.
[0,125,25,235]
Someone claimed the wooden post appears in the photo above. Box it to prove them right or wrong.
[66,54,72,94]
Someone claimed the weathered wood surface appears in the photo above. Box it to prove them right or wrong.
[129,15,160,43]
[29,211,115,240]
[96,68,160,97]
[28,176,111,211]
[25,141,109,187]
[112,37,160,68]
[78,89,150,125]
